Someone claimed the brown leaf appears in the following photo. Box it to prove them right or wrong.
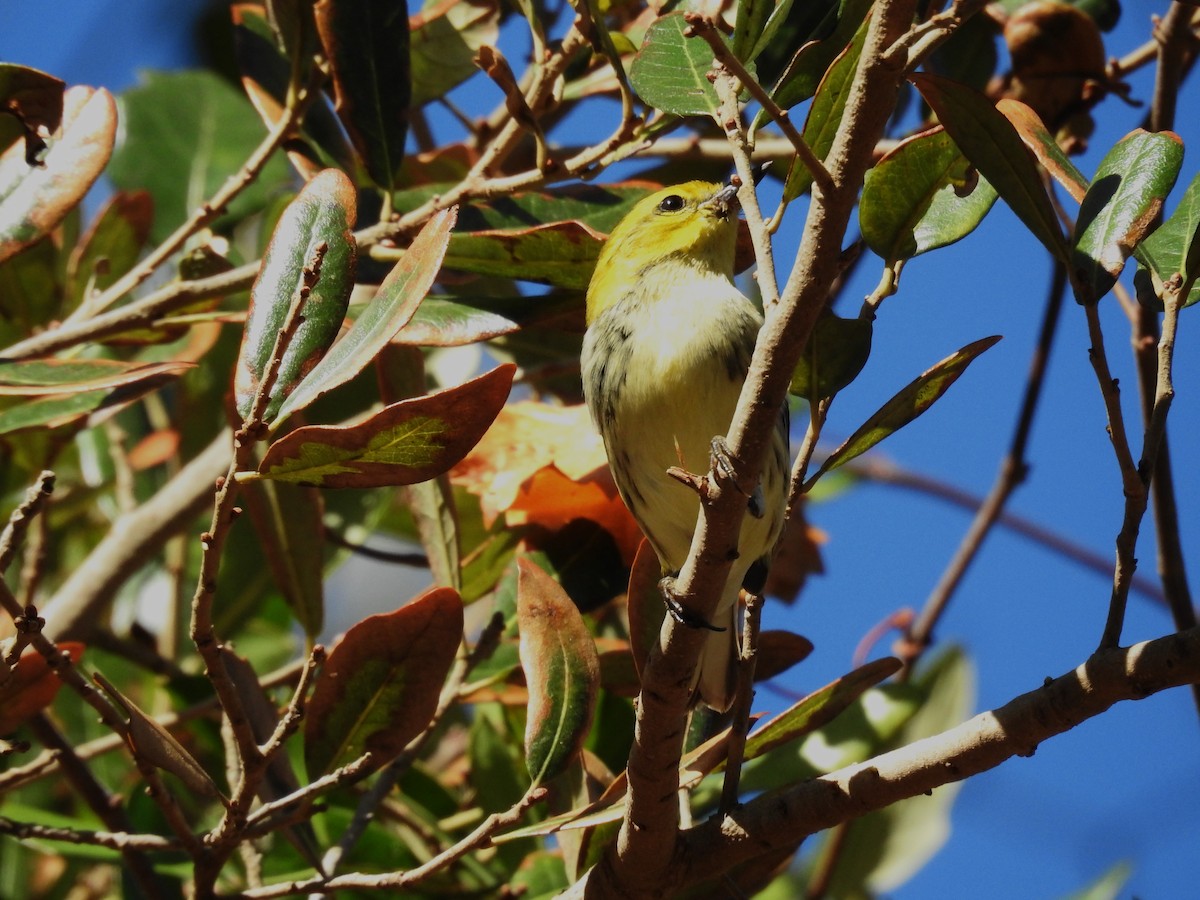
[0,643,84,734]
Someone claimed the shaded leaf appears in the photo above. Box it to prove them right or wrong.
[65,190,154,309]
[258,363,515,487]
[789,312,872,400]
[517,557,600,787]
[96,674,221,799]
[997,98,1088,202]
[626,537,664,684]
[1135,170,1200,308]
[911,72,1068,262]
[764,0,871,114]
[630,12,726,118]
[1071,129,1183,304]
[0,86,116,265]
[736,657,902,767]
[0,358,192,396]
[276,205,456,421]
[410,0,499,106]
[235,168,357,423]
[393,290,581,347]
[304,586,463,778]
[233,2,358,179]
[860,127,998,263]
[812,336,1001,481]
[108,70,294,243]
[241,479,326,637]
[0,643,83,735]
[784,16,868,201]
[0,373,182,437]
[754,630,815,682]
[0,63,64,160]
[443,220,606,290]
[315,0,411,190]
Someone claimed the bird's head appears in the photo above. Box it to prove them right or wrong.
[586,182,740,324]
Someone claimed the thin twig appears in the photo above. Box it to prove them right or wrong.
[0,471,55,574]
[238,787,547,897]
[686,14,834,200]
[719,592,763,814]
[0,815,180,852]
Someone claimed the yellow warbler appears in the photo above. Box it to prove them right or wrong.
[581,181,788,711]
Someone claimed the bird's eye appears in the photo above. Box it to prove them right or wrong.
[657,194,685,213]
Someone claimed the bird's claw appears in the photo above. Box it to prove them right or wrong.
[659,576,726,632]
[710,436,766,519]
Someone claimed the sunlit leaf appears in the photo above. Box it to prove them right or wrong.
[0,86,116,264]
[517,557,600,786]
[443,220,606,289]
[911,72,1068,263]
[1135,171,1200,308]
[997,99,1088,202]
[235,168,357,423]
[812,335,1001,481]
[276,206,456,420]
[1071,129,1183,304]
[304,587,463,777]
[393,290,581,347]
[784,16,868,201]
[0,373,183,437]
[258,363,515,487]
[631,12,727,118]
[860,128,997,263]
[315,0,410,190]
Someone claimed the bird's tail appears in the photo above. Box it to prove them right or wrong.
[692,581,742,712]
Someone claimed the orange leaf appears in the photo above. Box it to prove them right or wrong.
[0,643,84,734]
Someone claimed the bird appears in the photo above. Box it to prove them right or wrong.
[580,180,789,711]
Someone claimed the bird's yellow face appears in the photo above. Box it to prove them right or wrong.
[585,181,740,324]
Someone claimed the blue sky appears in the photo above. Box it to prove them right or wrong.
[4,2,1198,897]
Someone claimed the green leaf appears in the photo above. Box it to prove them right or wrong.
[631,12,726,118]
[783,15,868,201]
[257,363,515,487]
[108,70,294,244]
[1071,129,1183,304]
[733,0,774,62]
[1135,171,1200,308]
[314,0,411,191]
[517,557,600,787]
[0,358,191,395]
[235,168,358,423]
[789,311,873,401]
[812,335,1001,481]
[0,373,183,437]
[911,72,1069,263]
[410,0,500,106]
[0,86,115,265]
[764,0,872,114]
[278,206,456,421]
[240,479,326,638]
[443,220,605,289]
[65,190,154,309]
[1061,861,1133,900]
[303,586,463,778]
[860,127,997,263]
[823,649,974,896]
[734,657,902,768]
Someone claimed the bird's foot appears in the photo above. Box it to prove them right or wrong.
[710,436,765,519]
[659,575,726,632]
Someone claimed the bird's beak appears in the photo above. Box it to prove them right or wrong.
[706,183,741,219]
